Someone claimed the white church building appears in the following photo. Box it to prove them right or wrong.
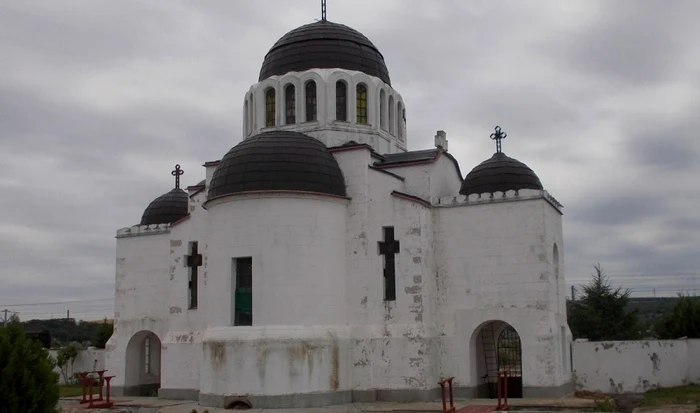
[105,11,573,409]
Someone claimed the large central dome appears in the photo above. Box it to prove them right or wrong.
[259,20,391,85]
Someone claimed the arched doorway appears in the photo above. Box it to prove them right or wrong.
[473,321,523,399]
[497,325,523,398]
[124,330,161,397]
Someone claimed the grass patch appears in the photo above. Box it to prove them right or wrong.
[59,384,83,398]
[594,398,618,412]
[638,384,700,407]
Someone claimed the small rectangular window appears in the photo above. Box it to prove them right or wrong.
[356,85,368,124]
[285,84,296,125]
[144,337,151,374]
[336,81,347,121]
[233,257,253,326]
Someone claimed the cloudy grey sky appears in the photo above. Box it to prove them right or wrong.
[1,0,699,320]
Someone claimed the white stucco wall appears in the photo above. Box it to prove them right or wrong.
[378,152,462,202]
[335,145,441,392]
[201,326,350,398]
[107,226,172,389]
[429,155,463,200]
[573,339,700,393]
[433,190,571,391]
[205,193,349,328]
[159,188,208,394]
[50,348,106,384]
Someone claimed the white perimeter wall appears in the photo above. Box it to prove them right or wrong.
[50,348,106,384]
[573,339,700,393]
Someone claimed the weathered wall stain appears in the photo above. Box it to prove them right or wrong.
[209,341,226,368]
[404,285,421,294]
[330,343,340,390]
[256,347,269,384]
[649,352,660,373]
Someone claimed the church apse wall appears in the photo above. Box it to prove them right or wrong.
[205,194,349,327]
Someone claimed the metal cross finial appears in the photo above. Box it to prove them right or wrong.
[490,126,507,153]
[321,0,327,20]
[171,164,184,189]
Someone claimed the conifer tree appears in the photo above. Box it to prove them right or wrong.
[567,264,643,340]
[654,295,700,339]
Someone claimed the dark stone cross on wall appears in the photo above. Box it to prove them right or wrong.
[379,227,399,301]
[185,242,202,309]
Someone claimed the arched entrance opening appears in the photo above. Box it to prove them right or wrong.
[471,321,523,399]
[124,330,161,397]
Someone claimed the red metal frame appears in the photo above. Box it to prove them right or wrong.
[438,377,456,413]
[78,370,115,409]
[497,370,509,410]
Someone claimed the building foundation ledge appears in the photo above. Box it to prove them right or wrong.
[158,388,200,401]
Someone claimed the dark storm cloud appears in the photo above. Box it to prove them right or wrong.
[548,1,700,86]
[624,103,700,172]
[570,194,665,226]
[2,0,699,317]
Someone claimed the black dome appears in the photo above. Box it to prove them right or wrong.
[259,20,391,85]
[208,131,347,199]
[140,188,189,225]
[460,152,543,196]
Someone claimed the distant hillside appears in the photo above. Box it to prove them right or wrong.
[20,318,109,348]
[627,296,680,320]
[568,296,680,337]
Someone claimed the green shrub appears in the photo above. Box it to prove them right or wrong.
[0,317,60,412]
[594,398,618,412]
[56,342,79,384]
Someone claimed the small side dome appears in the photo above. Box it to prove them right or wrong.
[460,152,543,196]
[140,188,189,225]
[208,131,347,199]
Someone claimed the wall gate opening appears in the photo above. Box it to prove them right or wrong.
[497,325,522,398]
[474,321,523,399]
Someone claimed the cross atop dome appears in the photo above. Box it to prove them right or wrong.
[171,164,184,189]
[490,126,507,153]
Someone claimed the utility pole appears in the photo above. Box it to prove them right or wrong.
[2,309,7,326]
[571,286,576,301]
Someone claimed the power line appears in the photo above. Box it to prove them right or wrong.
[0,297,113,307]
